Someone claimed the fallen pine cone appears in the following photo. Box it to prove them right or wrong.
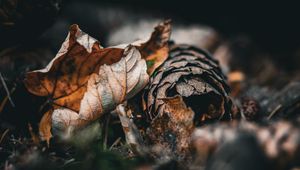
[141,44,235,161]
[142,44,234,125]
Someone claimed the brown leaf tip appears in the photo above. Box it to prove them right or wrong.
[162,96,195,123]
[155,19,172,46]
[69,24,80,35]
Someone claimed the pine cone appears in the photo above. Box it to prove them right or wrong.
[142,44,233,126]
[139,44,235,161]
[0,0,62,48]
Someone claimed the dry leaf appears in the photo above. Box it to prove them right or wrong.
[39,110,53,143]
[146,95,195,160]
[137,19,171,75]
[24,21,171,142]
[51,46,149,134]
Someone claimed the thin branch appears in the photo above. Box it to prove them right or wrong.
[0,129,9,145]
[103,113,111,150]
[0,72,15,107]
[116,103,144,155]
[109,137,121,150]
[268,104,282,120]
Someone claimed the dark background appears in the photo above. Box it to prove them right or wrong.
[96,0,300,52]
[1,0,300,79]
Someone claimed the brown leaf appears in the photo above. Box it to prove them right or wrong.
[162,96,195,124]
[25,24,123,112]
[39,110,52,145]
[137,20,171,75]
[51,46,149,133]
[24,21,171,140]
[146,96,195,160]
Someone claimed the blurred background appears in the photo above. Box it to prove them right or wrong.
[1,0,300,85]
